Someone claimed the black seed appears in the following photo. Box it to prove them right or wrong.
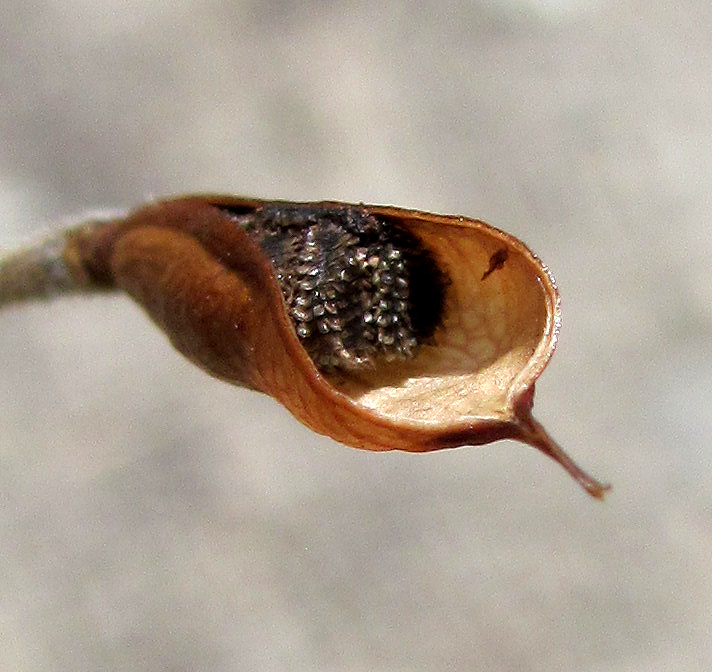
[293,306,312,321]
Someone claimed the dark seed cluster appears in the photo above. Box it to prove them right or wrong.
[229,204,447,372]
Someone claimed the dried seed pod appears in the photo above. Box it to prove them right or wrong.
[0,195,609,498]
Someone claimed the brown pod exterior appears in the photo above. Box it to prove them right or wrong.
[74,195,609,498]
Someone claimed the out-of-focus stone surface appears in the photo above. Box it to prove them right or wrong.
[1,1,710,670]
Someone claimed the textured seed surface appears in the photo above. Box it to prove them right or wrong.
[227,205,448,371]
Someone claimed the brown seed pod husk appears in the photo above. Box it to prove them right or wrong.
[65,195,609,498]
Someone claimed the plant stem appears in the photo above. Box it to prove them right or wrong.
[0,218,114,308]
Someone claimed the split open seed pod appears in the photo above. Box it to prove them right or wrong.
[73,195,609,498]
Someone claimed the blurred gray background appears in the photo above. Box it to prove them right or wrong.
[1,1,710,670]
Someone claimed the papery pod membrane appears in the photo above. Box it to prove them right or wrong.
[71,195,608,498]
